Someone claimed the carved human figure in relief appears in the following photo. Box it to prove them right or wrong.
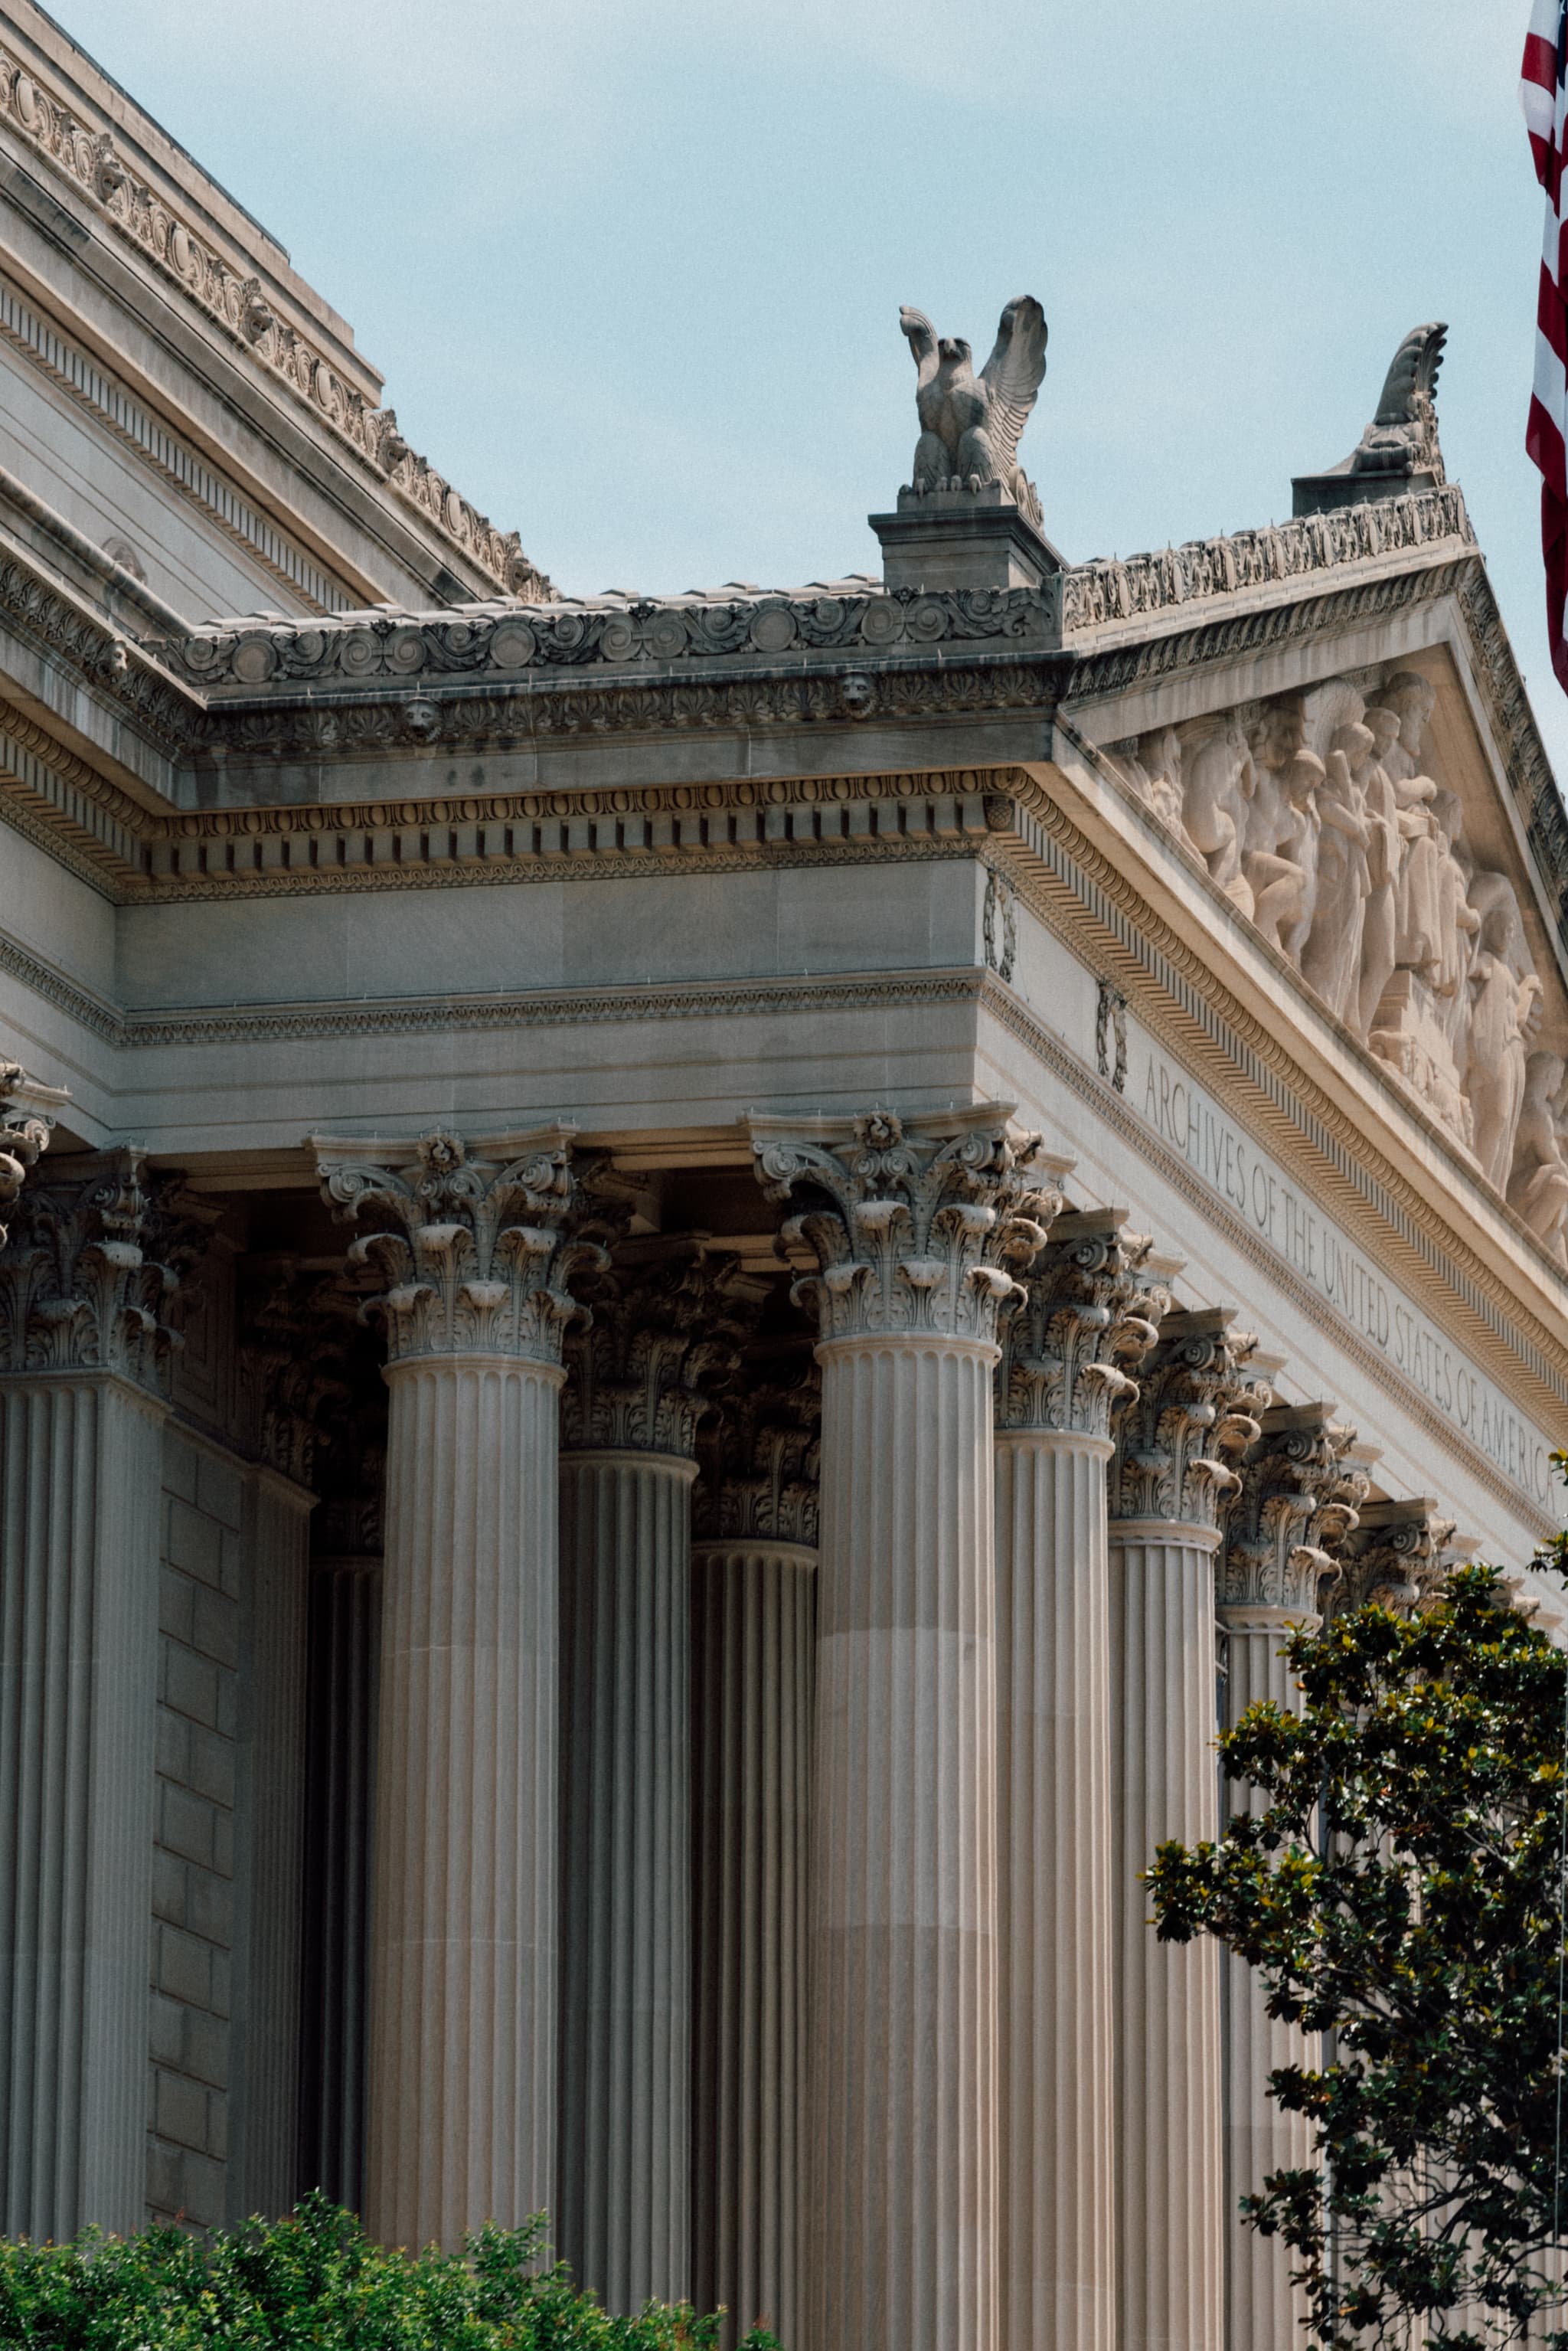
[1367,674,1445,979]
[1354,724,1404,1042]
[1428,789,1481,1055]
[1243,698,1324,962]
[900,296,1048,525]
[1507,1051,1568,1265]
[1302,725,1374,1023]
[1178,714,1256,914]
[1111,727,1187,839]
[1468,907,1543,1191]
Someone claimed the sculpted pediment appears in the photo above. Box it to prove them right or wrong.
[1076,623,1568,1269]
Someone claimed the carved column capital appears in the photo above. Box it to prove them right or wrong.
[1109,1306,1268,1530]
[562,1238,769,1458]
[996,1208,1168,1439]
[237,1259,361,1489]
[1335,1496,1455,1614]
[0,1061,65,1244]
[1218,1403,1370,1620]
[312,1123,604,1367]
[750,1104,1069,1349]
[0,1145,214,1394]
[693,1356,821,1547]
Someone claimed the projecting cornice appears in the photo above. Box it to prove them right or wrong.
[0,28,550,601]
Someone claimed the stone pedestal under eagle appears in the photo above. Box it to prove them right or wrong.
[900,294,1048,528]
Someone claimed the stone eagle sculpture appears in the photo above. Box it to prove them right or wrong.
[900,295,1047,526]
[1349,320,1448,481]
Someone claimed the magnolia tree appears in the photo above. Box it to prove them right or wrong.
[1148,1510,1568,2350]
[0,2195,782,2351]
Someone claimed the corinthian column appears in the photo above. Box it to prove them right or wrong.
[1108,1307,1266,2351]
[1217,1415,1369,2351]
[750,1104,1060,2351]
[0,1146,203,2237]
[557,1238,763,2312]
[314,1124,601,2252]
[691,1361,820,2351]
[993,1209,1161,2351]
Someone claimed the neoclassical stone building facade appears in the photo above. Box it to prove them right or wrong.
[0,11,1563,2351]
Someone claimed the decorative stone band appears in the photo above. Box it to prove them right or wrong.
[750,1104,1069,1348]
[142,488,1468,695]
[1218,1402,1370,1619]
[1334,1495,1457,1615]
[1063,482,1471,634]
[561,1240,769,1459]
[996,1207,1167,1437]
[0,47,549,600]
[0,1142,214,1393]
[312,1123,604,1366]
[1109,1306,1267,1530]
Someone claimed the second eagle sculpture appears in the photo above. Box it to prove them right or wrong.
[900,295,1048,528]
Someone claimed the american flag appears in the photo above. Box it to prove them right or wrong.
[1524,0,1568,690]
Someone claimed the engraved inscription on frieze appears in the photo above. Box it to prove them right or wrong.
[1132,1028,1559,1516]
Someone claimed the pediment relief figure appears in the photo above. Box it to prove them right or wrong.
[1096,647,1568,1251]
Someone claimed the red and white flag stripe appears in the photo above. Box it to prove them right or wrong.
[1524,0,1568,690]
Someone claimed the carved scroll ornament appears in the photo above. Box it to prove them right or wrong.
[751,1106,1067,1349]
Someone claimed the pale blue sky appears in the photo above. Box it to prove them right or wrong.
[43,0,1568,770]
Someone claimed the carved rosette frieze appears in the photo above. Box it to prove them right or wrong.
[1109,1307,1268,1530]
[995,1209,1167,1439]
[1334,1496,1455,1615]
[692,1359,822,1547]
[312,1125,604,1367]
[0,1145,214,1394]
[750,1105,1066,1349]
[1218,1404,1370,1618]
[561,1241,767,1459]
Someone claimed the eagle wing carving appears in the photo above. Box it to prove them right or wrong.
[979,296,1048,475]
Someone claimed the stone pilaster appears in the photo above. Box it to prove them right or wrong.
[314,1123,602,2251]
[751,1104,1062,2351]
[1217,1404,1367,2351]
[558,1238,763,2313]
[691,1360,820,2351]
[993,1208,1161,2351]
[0,1148,204,2236]
[1108,1306,1266,2351]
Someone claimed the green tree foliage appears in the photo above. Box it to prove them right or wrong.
[1147,1548,1568,2349]
[0,2193,782,2351]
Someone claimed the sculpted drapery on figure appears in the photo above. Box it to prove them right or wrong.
[1108,655,1565,1230]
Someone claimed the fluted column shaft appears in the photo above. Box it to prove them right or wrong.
[233,1470,314,2221]
[995,1427,1116,2350]
[691,1536,815,2350]
[1219,1608,1314,2349]
[750,1103,1061,2351]
[1110,1519,1227,2351]
[0,1372,166,2236]
[315,1120,599,2251]
[559,1447,695,2308]
[368,1353,564,2246]
[812,1330,999,2351]
[299,1555,381,2210]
